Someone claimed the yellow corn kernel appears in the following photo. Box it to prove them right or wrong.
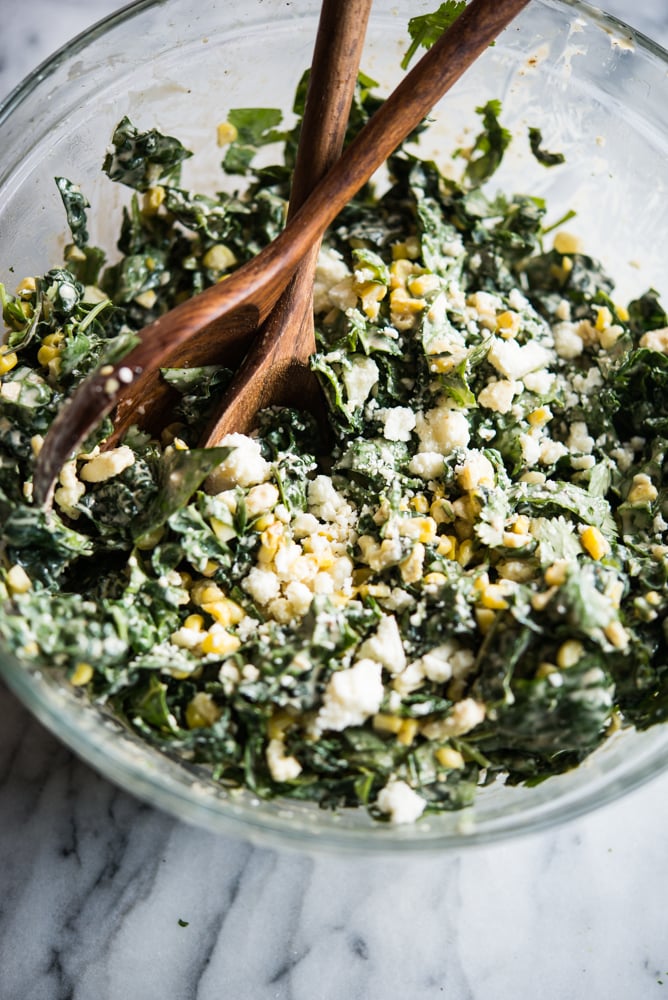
[267,708,296,739]
[496,310,520,337]
[143,185,165,214]
[202,244,237,272]
[356,582,392,599]
[183,614,205,631]
[191,580,225,605]
[201,598,245,627]
[580,525,610,560]
[200,627,241,657]
[37,343,61,367]
[535,661,558,679]
[200,559,220,578]
[544,560,569,587]
[502,531,533,549]
[210,516,236,543]
[70,662,94,687]
[423,571,447,587]
[604,620,629,649]
[355,280,387,320]
[400,542,425,584]
[16,276,37,296]
[391,237,420,261]
[594,305,612,332]
[253,513,276,532]
[408,273,440,297]
[6,564,31,594]
[0,348,18,375]
[430,499,453,526]
[627,473,658,505]
[646,590,662,607]
[397,718,419,746]
[457,539,474,567]
[372,713,404,735]
[185,692,223,728]
[556,639,584,669]
[410,494,430,514]
[389,258,417,287]
[475,607,496,634]
[437,534,457,558]
[607,579,624,608]
[479,583,510,611]
[259,521,284,562]
[216,121,238,146]
[616,304,629,322]
[527,406,552,428]
[553,231,583,255]
[435,746,465,769]
[390,286,426,316]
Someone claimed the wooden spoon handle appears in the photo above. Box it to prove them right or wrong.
[199,0,373,446]
[34,0,531,505]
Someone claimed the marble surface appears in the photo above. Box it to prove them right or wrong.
[2,2,668,998]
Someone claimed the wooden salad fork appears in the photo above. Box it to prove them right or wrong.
[33,0,531,507]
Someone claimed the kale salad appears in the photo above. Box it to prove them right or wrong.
[1,59,668,825]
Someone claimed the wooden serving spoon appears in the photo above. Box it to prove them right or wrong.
[201,0,373,448]
[33,0,531,507]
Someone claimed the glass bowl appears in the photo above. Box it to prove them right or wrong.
[2,0,668,853]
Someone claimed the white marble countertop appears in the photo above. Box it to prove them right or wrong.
[2,2,668,998]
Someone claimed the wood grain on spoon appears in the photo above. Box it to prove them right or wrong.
[201,0,373,447]
[33,0,532,507]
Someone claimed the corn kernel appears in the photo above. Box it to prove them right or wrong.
[535,662,558,679]
[400,542,425,584]
[616,304,629,322]
[475,607,496,634]
[408,273,440,297]
[6,564,31,594]
[389,258,417,287]
[0,349,18,375]
[15,276,36,297]
[627,473,658,505]
[390,286,426,315]
[191,580,225,605]
[202,244,238,271]
[267,708,296,739]
[496,310,520,337]
[604,620,629,649]
[184,614,205,631]
[646,590,662,607]
[201,598,245,627]
[200,628,241,657]
[594,305,612,332]
[70,662,94,686]
[397,718,419,746]
[423,572,447,587]
[544,560,569,587]
[554,231,583,255]
[437,534,456,558]
[556,639,584,669]
[410,494,430,514]
[143,185,165,214]
[37,343,61,367]
[502,531,533,549]
[185,692,223,728]
[580,525,610,560]
[435,746,465,769]
[216,121,238,146]
[479,583,510,611]
[373,713,404,735]
[527,406,552,428]
[456,539,473,567]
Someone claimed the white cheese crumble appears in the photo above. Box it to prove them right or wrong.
[79,445,135,483]
[315,659,384,733]
[208,433,271,491]
[377,779,426,825]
